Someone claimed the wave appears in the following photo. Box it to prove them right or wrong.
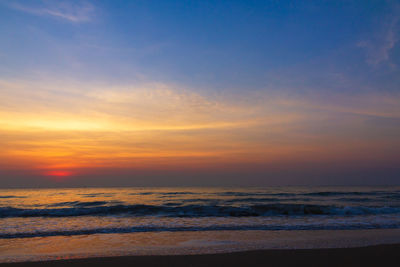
[78,193,115,198]
[74,190,399,199]
[224,198,281,203]
[213,191,398,198]
[48,201,112,207]
[216,192,296,197]
[302,191,380,197]
[381,194,400,200]
[1,204,400,218]
[2,223,400,239]
[335,198,373,202]
[130,192,200,196]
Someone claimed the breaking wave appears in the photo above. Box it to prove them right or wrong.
[2,223,400,239]
[1,203,400,218]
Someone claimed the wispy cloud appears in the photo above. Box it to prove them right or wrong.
[358,5,399,66]
[0,78,399,171]
[5,0,95,23]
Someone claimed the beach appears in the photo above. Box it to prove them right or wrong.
[1,244,399,267]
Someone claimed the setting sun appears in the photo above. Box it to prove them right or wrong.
[44,170,74,179]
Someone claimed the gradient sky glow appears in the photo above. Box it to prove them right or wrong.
[0,0,400,187]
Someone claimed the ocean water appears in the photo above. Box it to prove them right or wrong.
[1,186,400,262]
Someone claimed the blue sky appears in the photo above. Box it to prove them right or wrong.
[1,0,399,91]
[0,0,399,187]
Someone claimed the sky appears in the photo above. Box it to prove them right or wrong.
[0,0,399,187]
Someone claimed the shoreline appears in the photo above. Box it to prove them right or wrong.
[1,244,399,267]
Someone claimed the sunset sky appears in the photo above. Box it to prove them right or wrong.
[0,0,399,187]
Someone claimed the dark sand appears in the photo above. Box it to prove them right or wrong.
[1,244,399,267]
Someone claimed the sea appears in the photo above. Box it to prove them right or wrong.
[1,186,400,263]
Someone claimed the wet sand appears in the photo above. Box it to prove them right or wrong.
[1,244,399,267]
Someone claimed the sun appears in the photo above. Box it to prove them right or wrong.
[43,170,74,181]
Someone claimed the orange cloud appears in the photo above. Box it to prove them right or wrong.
[0,78,399,177]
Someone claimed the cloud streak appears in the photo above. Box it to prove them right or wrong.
[5,0,95,23]
[358,5,399,66]
[0,78,399,172]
